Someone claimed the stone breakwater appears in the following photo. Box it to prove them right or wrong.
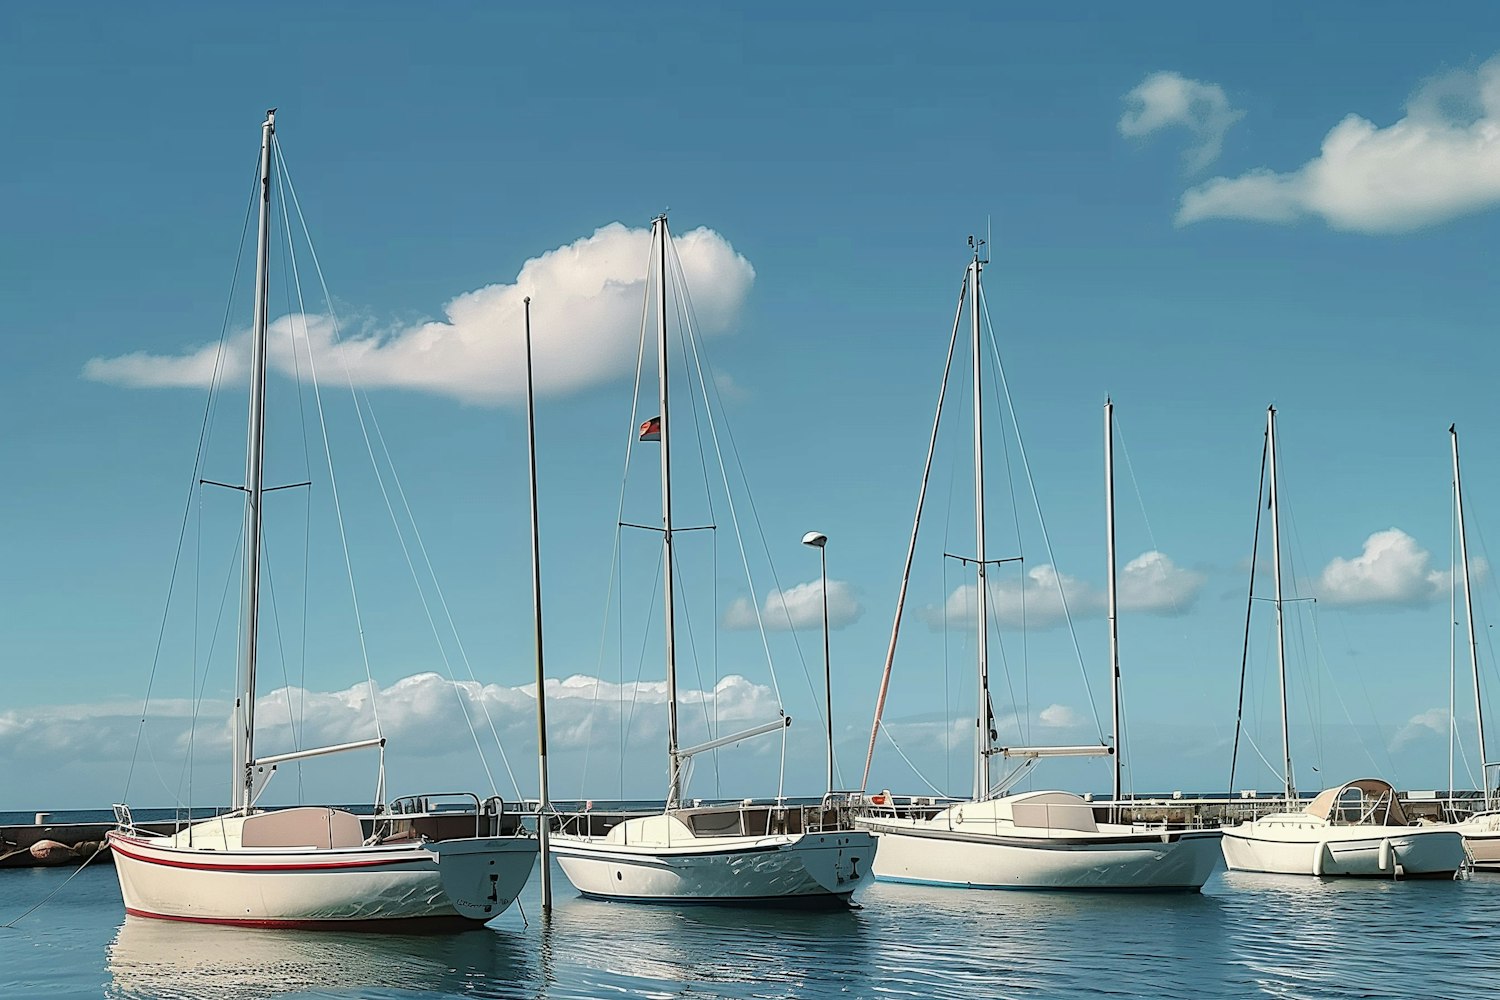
[0,822,174,869]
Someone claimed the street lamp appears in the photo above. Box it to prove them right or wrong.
[802,530,833,796]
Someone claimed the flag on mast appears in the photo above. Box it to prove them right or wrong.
[639,415,662,442]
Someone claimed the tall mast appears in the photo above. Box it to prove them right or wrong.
[971,243,991,802]
[655,216,683,809]
[233,108,276,813]
[524,296,552,911]
[1267,406,1294,803]
[1453,425,1489,809]
[1105,398,1122,808]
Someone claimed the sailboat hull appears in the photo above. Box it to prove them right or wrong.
[550,828,873,905]
[859,816,1221,891]
[106,830,537,927]
[1456,812,1500,869]
[1220,819,1466,878]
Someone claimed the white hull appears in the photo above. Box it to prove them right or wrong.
[107,826,537,926]
[1220,820,1466,878]
[550,816,872,905]
[1451,811,1500,870]
[859,814,1221,891]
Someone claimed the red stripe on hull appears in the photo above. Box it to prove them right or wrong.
[122,907,483,932]
[108,835,429,874]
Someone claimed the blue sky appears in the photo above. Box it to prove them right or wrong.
[5,2,1500,809]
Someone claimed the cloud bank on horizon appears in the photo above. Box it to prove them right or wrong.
[1159,54,1500,233]
[82,223,755,406]
[0,671,780,768]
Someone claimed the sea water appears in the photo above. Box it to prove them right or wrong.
[2,858,1497,999]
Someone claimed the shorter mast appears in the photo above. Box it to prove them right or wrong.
[970,243,992,802]
[1453,424,1489,810]
[1105,399,1122,809]
[654,216,683,809]
[524,296,552,912]
[1267,406,1294,804]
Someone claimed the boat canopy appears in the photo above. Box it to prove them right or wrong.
[1304,778,1410,826]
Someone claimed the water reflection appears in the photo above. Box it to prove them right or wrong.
[544,895,872,998]
[13,860,1500,999]
[105,917,530,999]
[859,880,1232,999]
[1217,871,1488,999]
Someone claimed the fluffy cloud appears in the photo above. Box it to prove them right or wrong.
[922,551,1204,629]
[1119,71,1244,172]
[1116,550,1205,614]
[1392,708,1448,751]
[1038,704,1083,729]
[722,578,863,632]
[0,672,778,765]
[1178,55,1500,232]
[1314,528,1456,607]
[83,223,755,405]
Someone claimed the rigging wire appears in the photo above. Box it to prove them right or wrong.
[123,155,260,806]
[579,229,654,801]
[666,240,794,798]
[1227,431,1268,797]
[270,139,387,808]
[978,284,1104,739]
[861,275,966,791]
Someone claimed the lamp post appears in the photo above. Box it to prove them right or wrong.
[802,530,833,796]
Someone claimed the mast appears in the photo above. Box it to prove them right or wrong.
[971,243,991,802]
[1267,406,1294,803]
[233,108,276,813]
[1453,425,1489,809]
[655,216,683,809]
[1105,398,1122,808]
[524,296,552,911]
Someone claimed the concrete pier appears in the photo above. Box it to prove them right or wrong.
[0,821,177,869]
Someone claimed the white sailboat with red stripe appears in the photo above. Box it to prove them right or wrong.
[105,110,537,928]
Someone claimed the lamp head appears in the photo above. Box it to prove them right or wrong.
[802,531,828,548]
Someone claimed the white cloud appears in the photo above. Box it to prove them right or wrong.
[1038,704,1083,729]
[1392,708,1448,751]
[0,672,778,764]
[921,551,1203,630]
[83,223,755,405]
[1315,528,1454,607]
[1119,70,1244,172]
[1178,55,1500,232]
[1116,551,1205,615]
[723,578,863,632]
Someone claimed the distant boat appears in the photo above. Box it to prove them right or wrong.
[105,110,538,927]
[855,242,1221,891]
[1446,424,1500,866]
[547,215,874,906]
[1219,407,1466,879]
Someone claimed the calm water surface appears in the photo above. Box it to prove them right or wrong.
[2,861,1497,999]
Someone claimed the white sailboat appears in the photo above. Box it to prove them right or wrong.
[547,215,874,906]
[1447,424,1500,867]
[1219,407,1466,879]
[856,243,1221,891]
[105,110,538,927]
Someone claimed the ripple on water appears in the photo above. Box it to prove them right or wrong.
[4,863,1500,998]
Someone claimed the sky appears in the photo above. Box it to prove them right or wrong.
[5,2,1500,810]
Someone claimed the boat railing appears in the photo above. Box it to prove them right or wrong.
[111,803,135,833]
[383,792,514,839]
